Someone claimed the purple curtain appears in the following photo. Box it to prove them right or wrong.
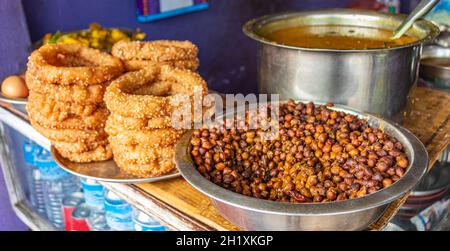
[0,0,31,80]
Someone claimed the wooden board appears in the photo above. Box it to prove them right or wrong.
[136,179,240,230]
[404,87,450,168]
[368,87,450,230]
[101,182,216,231]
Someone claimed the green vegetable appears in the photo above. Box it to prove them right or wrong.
[48,31,62,44]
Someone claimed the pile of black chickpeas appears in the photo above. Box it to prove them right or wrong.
[190,100,409,203]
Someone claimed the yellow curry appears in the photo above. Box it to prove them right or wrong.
[263,25,418,50]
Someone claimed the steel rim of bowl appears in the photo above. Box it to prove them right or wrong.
[421,45,450,71]
[175,102,429,216]
[242,9,440,53]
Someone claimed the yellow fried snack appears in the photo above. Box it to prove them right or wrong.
[42,23,146,51]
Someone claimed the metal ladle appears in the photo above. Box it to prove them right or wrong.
[391,0,440,39]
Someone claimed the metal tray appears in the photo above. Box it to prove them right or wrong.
[0,92,27,105]
[51,146,180,183]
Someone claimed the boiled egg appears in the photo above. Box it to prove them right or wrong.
[1,75,29,98]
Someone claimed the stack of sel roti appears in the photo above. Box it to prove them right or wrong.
[26,40,208,178]
[26,43,124,162]
[112,40,199,71]
[105,41,208,177]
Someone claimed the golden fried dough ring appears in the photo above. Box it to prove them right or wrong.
[104,65,208,119]
[106,110,208,130]
[27,92,104,121]
[106,125,185,147]
[112,40,198,61]
[53,140,109,154]
[55,144,112,162]
[27,43,124,85]
[114,154,175,178]
[107,113,171,130]
[110,142,174,165]
[30,120,108,143]
[27,103,109,130]
[123,59,199,72]
[26,77,107,103]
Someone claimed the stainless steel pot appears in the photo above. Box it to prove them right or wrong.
[243,9,439,122]
[175,103,429,231]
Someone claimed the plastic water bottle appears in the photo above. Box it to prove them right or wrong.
[103,189,133,231]
[378,0,400,13]
[22,140,46,215]
[132,208,168,231]
[80,178,110,231]
[80,178,105,211]
[36,146,80,229]
[87,209,110,231]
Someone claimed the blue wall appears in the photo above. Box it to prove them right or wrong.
[22,0,350,94]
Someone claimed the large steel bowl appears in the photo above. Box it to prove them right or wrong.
[420,45,450,91]
[243,9,439,122]
[175,103,428,230]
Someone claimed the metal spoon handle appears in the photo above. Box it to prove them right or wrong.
[392,0,440,39]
